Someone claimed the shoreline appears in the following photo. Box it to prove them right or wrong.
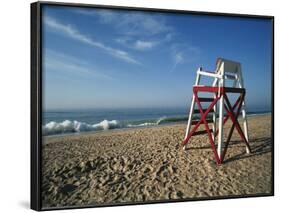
[43,112,272,140]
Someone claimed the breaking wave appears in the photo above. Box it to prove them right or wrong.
[42,116,189,136]
[43,120,120,136]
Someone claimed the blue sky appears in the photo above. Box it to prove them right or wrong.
[42,5,272,111]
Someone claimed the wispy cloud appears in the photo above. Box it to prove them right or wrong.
[75,9,115,23]
[72,8,202,71]
[116,37,158,51]
[76,9,173,50]
[76,9,172,36]
[170,52,184,72]
[134,40,157,50]
[44,49,114,80]
[117,13,172,36]
[170,44,201,72]
[44,16,140,65]
[175,52,184,64]
[93,9,116,24]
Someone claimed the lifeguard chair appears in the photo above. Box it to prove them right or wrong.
[182,58,251,165]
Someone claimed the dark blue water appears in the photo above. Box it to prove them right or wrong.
[43,108,188,124]
[42,107,271,136]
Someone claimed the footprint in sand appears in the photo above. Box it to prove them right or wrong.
[59,184,78,195]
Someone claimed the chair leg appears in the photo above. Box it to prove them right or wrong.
[184,70,201,150]
[224,94,251,154]
[212,95,217,141]
[217,91,224,159]
[184,95,195,150]
[237,67,250,154]
[241,103,250,154]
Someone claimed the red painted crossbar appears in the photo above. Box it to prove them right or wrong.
[182,86,250,165]
[193,86,245,94]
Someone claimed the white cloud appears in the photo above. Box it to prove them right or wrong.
[169,43,201,72]
[118,13,172,36]
[175,52,184,64]
[115,37,129,45]
[44,49,113,80]
[134,40,157,50]
[44,16,140,65]
[94,10,116,23]
[115,37,158,51]
[170,52,185,72]
[75,8,115,23]
[75,9,175,52]
[77,9,172,36]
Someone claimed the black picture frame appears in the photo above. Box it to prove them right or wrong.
[31,1,274,211]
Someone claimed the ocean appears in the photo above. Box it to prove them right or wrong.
[42,107,271,136]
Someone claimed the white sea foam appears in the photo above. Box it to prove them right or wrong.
[156,116,167,125]
[43,119,120,135]
[127,122,156,128]
[42,116,186,136]
[127,116,167,128]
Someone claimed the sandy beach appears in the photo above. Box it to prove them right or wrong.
[41,114,272,208]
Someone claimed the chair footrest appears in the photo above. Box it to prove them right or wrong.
[191,118,213,125]
[194,109,214,114]
[197,97,214,102]
[192,129,213,136]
